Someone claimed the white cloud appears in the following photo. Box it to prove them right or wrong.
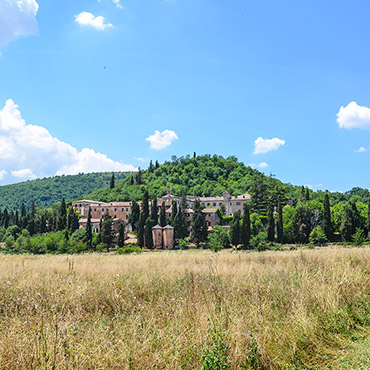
[134,157,150,162]
[0,99,136,183]
[0,170,7,180]
[254,137,285,155]
[146,129,178,150]
[75,12,113,30]
[355,146,368,153]
[0,0,39,48]
[112,0,123,8]
[11,168,37,180]
[258,162,269,169]
[337,101,370,130]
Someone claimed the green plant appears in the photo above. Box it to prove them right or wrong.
[201,321,230,370]
[309,226,327,245]
[179,238,189,249]
[115,245,143,254]
[244,333,264,370]
[353,228,366,246]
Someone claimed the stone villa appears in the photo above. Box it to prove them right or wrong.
[72,189,250,248]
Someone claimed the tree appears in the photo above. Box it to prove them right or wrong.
[322,193,333,241]
[305,187,310,201]
[249,172,269,215]
[100,211,114,252]
[2,209,9,229]
[57,198,67,230]
[292,206,312,243]
[174,195,188,240]
[148,160,153,174]
[110,173,115,189]
[128,201,140,231]
[67,207,79,234]
[267,202,275,242]
[86,207,93,248]
[155,160,159,169]
[160,201,167,227]
[276,197,283,243]
[151,196,158,223]
[136,167,142,185]
[145,218,154,249]
[169,200,177,226]
[230,210,241,247]
[137,212,145,248]
[142,189,150,220]
[240,203,251,248]
[309,226,327,244]
[190,199,207,246]
[208,226,229,252]
[340,203,353,242]
[117,222,125,248]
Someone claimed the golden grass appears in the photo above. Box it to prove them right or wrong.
[1,248,370,369]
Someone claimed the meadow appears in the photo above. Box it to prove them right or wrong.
[1,248,370,369]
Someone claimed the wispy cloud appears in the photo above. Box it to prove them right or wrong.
[254,137,285,155]
[75,12,113,30]
[337,101,370,130]
[146,130,178,150]
[258,162,269,169]
[354,146,368,153]
[0,0,39,48]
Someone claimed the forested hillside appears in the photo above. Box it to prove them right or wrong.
[88,154,367,206]
[0,172,129,210]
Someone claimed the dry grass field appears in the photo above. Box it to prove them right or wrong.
[1,248,370,369]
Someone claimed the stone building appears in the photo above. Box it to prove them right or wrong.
[152,225,174,249]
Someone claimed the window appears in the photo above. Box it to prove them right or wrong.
[207,203,210,206]
[126,215,128,219]
[102,208,104,212]
[230,202,232,206]
[114,208,117,212]
[236,202,241,206]
[213,203,216,207]
[122,208,124,212]
[94,208,96,212]
[126,208,129,212]
[219,203,222,206]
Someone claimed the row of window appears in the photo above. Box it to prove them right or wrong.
[201,202,242,207]
[93,208,130,213]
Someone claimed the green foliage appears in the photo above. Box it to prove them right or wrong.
[0,172,129,211]
[178,238,189,249]
[250,232,268,251]
[309,226,328,245]
[240,203,251,248]
[191,199,208,246]
[201,322,230,370]
[229,211,241,247]
[115,245,143,254]
[353,228,366,246]
[208,226,230,252]
[117,223,126,248]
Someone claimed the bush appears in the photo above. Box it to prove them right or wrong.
[116,245,143,254]
[309,226,327,245]
[250,232,268,251]
[179,238,189,249]
[208,226,230,252]
[353,228,366,246]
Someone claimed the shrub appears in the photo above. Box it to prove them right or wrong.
[309,226,327,245]
[353,228,366,246]
[116,245,143,254]
[250,232,268,251]
[179,238,189,249]
[208,226,230,252]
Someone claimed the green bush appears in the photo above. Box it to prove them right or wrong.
[353,228,366,246]
[309,226,327,245]
[208,226,230,252]
[250,232,268,251]
[116,245,143,254]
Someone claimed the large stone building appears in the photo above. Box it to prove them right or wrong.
[72,190,250,233]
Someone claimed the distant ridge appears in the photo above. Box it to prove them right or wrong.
[0,172,130,210]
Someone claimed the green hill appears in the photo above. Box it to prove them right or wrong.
[0,172,130,211]
[89,154,367,207]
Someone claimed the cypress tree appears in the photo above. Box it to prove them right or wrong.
[86,208,93,248]
[160,201,167,227]
[137,212,145,248]
[300,186,305,202]
[276,197,284,243]
[14,210,19,228]
[40,213,47,234]
[190,199,207,246]
[322,193,332,241]
[3,209,9,229]
[155,160,159,169]
[144,218,154,249]
[142,189,150,220]
[136,167,142,185]
[128,201,140,231]
[267,202,275,242]
[110,173,115,189]
[230,210,241,248]
[148,160,153,174]
[240,203,251,248]
[340,203,353,242]
[101,211,114,252]
[130,176,134,186]
[174,195,188,240]
[169,200,177,226]
[57,198,67,230]
[150,196,158,223]
[305,187,310,201]
[249,172,269,215]
[117,222,125,248]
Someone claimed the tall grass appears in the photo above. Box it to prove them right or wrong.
[0,248,370,369]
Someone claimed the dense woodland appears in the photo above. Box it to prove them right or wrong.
[0,172,129,211]
[0,154,369,254]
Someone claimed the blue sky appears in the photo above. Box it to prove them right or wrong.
[1,0,370,191]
